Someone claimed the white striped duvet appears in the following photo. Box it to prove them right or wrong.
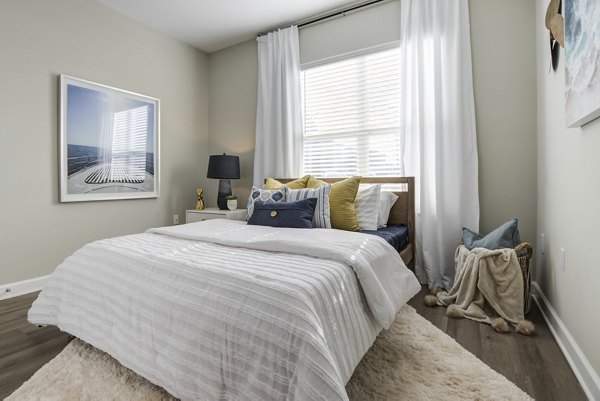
[29,220,420,401]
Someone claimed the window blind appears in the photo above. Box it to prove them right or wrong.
[301,47,402,178]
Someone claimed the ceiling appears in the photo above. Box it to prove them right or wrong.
[96,0,363,53]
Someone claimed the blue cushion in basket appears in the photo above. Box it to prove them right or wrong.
[248,198,317,229]
[463,218,522,251]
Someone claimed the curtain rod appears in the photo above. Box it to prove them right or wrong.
[257,0,387,37]
[298,0,386,28]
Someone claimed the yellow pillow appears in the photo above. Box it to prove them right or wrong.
[306,176,328,188]
[309,176,361,231]
[264,175,310,190]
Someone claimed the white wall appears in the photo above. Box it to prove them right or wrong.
[0,0,209,284]
[208,0,538,243]
[535,0,600,378]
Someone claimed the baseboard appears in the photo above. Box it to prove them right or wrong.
[532,281,600,401]
[0,275,49,300]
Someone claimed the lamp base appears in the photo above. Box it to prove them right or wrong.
[217,179,232,210]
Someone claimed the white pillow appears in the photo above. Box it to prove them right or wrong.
[378,191,399,227]
[287,185,332,228]
[355,185,381,231]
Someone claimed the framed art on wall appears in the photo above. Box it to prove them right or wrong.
[565,0,600,127]
[59,75,160,202]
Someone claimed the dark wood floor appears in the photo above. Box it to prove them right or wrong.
[408,287,587,401]
[0,289,587,400]
[0,292,71,399]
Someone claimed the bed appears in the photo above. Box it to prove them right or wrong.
[274,176,416,269]
[28,177,420,401]
[361,224,409,253]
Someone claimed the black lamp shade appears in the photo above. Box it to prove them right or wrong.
[207,154,240,210]
[207,154,240,179]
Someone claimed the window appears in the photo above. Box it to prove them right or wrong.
[301,46,402,178]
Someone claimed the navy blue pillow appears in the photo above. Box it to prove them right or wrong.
[248,198,317,229]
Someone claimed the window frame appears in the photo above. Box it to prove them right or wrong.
[300,41,402,179]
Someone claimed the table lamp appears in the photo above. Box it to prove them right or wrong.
[207,153,240,210]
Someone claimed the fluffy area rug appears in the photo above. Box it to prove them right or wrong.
[8,305,533,401]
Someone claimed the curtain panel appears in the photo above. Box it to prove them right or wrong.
[254,26,303,187]
[399,0,480,289]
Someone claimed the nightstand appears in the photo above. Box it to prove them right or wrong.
[185,208,247,223]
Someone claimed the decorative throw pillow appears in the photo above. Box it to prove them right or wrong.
[378,191,399,227]
[309,176,361,231]
[288,185,332,228]
[264,175,310,190]
[247,187,287,219]
[355,185,381,231]
[248,198,317,229]
[463,218,522,251]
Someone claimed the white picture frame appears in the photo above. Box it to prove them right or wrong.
[59,75,160,202]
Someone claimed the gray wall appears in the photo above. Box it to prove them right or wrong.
[0,0,209,284]
[207,40,258,205]
[207,0,538,243]
[300,1,400,64]
[470,0,537,244]
[535,0,600,377]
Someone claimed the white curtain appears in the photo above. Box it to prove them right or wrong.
[399,0,480,289]
[253,26,303,187]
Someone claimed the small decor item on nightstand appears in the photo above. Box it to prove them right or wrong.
[207,153,240,210]
[195,187,205,210]
[226,195,238,211]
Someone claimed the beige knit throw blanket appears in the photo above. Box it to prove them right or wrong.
[436,245,524,325]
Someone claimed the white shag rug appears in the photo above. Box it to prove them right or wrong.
[8,305,533,401]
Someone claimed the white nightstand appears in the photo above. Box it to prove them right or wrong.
[185,208,247,223]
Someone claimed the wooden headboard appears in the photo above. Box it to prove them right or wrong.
[273,177,415,267]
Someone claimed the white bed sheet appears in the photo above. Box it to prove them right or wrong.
[29,220,420,401]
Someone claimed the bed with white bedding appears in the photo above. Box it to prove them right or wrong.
[28,219,420,401]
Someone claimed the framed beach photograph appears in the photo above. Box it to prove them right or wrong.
[565,0,600,127]
[59,75,160,202]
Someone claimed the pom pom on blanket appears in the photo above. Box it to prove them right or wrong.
[516,320,535,335]
[491,318,510,333]
[446,304,464,318]
[424,295,438,307]
[431,287,444,295]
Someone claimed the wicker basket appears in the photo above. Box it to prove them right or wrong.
[514,242,533,314]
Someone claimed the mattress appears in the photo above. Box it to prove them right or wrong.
[361,224,409,252]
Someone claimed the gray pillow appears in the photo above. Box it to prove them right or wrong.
[462,218,521,251]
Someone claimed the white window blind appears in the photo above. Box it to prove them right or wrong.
[301,47,402,178]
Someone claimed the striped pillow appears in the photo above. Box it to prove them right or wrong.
[287,185,331,229]
[355,184,381,231]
